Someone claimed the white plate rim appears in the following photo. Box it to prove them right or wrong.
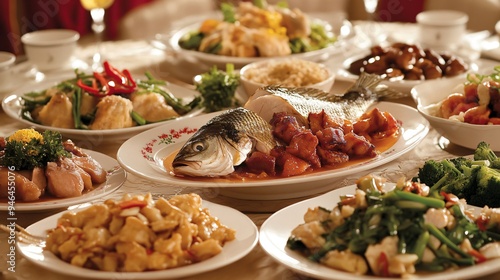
[17,199,259,279]
[1,75,204,140]
[116,102,429,190]
[0,149,126,211]
[259,184,500,280]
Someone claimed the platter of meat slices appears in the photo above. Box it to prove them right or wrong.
[0,129,126,211]
[117,97,429,200]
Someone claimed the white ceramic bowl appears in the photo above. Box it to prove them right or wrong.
[239,59,335,96]
[21,29,80,71]
[416,10,468,51]
[0,51,17,94]
[411,76,500,151]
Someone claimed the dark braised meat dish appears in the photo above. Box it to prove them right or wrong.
[347,43,468,81]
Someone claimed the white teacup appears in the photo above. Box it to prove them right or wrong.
[21,29,80,71]
[416,10,468,52]
[0,51,16,93]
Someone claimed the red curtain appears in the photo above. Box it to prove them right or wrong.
[0,0,153,55]
[377,0,425,23]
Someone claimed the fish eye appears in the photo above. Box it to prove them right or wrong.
[192,142,205,152]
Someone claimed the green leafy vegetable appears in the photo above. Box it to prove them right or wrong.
[253,0,267,9]
[178,31,204,50]
[136,72,201,116]
[0,130,71,170]
[195,64,240,112]
[221,3,236,23]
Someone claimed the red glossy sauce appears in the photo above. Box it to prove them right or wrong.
[164,132,400,182]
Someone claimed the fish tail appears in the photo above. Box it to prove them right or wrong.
[348,72,383,93]
[348,72,407,100]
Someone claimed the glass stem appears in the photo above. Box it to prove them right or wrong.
[90,8,105,70]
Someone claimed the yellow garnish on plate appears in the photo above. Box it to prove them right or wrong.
[8,128,43,144]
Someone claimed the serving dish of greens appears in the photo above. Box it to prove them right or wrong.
[167,1,354,68]
[2,62,203,142]
[260,172,500,279]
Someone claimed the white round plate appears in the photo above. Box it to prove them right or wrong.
[1,75,203,143]
[117,102,429,200]
[336,52,477,95]
[259,185,500,280]
[0,150,126,211]
[167,17,354,68]
[17,200,258,279]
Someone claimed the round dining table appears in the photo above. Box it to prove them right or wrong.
[2,22,500,279]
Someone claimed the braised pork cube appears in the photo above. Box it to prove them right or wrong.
[245,151,276,176]
[316,127,346,150]
[342,132,377,158]
[317,147,349,166]
[271,112,304,143]
[286,131,321,168]
[308,110,343,134]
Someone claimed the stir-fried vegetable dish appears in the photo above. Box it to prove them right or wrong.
[179,0,336,57]
[287,174,500,277]
[20,61,201,130]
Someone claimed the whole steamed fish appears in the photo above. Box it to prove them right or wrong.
[172,107,278,177]
[172,72,398,178]
[244,72,392,126]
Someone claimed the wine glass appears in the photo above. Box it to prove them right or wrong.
[360,0,386,45]
[80,0,115,71]
[363,0,379,21]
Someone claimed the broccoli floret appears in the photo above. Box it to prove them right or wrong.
[416,158,478,199]
[449,157,472,171]
[415,159,446,186]
[441,165,480,199]
[469,166,500,208]
[474,141,500,169]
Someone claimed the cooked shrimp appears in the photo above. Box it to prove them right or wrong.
[464,105,491,125]
[440,93,466,119]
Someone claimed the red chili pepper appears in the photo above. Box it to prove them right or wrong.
[378,252,390,277]
[76,78,100,94]
[122,69,137,88]
[469,249,487,263]
[119,199,148,209]
[440,191,459,206]
[93,71,111,96]
[476,214,490,231]
[102,61,137,94]
[103,60,127,84]
[76,61,136,96]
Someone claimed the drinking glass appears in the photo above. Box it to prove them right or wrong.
[363,0,379,21]
[80,0,115,71]
[360,0,386,45]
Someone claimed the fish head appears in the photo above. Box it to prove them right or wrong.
[172,132,253,177]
